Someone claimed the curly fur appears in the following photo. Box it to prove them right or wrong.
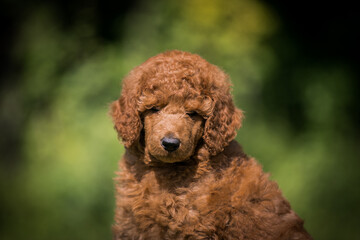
[110,50,312,239]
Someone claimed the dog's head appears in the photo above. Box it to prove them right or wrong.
[111,50,243,163]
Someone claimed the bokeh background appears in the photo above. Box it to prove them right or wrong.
[0,0,359,239]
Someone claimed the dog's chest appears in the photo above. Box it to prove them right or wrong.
[119,169,230,230]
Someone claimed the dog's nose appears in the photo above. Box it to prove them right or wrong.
[161,137,180,152]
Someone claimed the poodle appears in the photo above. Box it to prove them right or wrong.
[110,50,312,239]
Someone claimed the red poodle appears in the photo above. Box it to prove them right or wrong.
[110,50,312,239]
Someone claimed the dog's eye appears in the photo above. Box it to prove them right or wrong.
[150,107,160,113]
[186,111,198,117]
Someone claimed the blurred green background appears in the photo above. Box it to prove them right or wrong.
[0,0,359,239]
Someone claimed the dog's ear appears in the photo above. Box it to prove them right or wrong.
[203,96,243,155]
[203,90,243,156]
[110,96,142,149]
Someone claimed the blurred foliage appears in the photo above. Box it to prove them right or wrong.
[0,0,359,239]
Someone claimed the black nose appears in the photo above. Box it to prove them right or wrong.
[161,137,180,152]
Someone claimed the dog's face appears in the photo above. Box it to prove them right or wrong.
[111,51,243,163]
[142,100,205,163]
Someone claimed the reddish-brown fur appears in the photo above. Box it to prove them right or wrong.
[110,50,312,239]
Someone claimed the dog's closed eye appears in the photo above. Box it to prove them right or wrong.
[186,111,199,118]
[150,107,160,113]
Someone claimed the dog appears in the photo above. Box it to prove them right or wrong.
[110,50,312,239]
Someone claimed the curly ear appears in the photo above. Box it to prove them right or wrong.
[203,94,243,155]
[110,96,142,149]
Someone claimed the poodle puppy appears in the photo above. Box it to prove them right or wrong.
[110,50,312,239]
